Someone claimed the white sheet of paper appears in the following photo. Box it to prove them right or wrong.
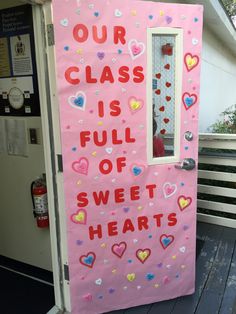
[5,119,28,157]
[0,119,6,153]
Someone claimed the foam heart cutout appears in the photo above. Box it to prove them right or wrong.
[68,91,86,110]
[112,242,127,258]
[79,252,96,268]
[184,53,199,72]
[127,273,136,282]
[160,234,174,249]
[178,195,192,211]
[128,39,145,60]
[163,182,177,198]
[131,164,145,177]
[71,209,87,224]
[182,92,198,110]
[72,157,89,175]
[136,249,151,264]
[128,97,144,114]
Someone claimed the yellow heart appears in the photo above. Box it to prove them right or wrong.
[138,251,148,261]
[92,151,97,157]
[186,56,198,69]
[131,10,137,16]
[131,101,141,111]
[159,10,164,16]
[179,198,189,208]
[75,212,85,222]
[127,273,136,282]
[101,243,106,248]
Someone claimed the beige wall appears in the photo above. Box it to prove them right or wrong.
[0,1,52,271]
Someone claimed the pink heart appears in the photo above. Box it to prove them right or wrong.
[72,157,89,175]
[111,242,127,258]
[128,39,145,60]
[163,182,177,198]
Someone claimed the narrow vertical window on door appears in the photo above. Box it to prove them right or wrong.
[147,28,183,165]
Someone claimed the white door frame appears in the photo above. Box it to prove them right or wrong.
[32,3,71,312]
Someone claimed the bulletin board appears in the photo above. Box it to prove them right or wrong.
[0,5,40,116]
[52,0,203,313]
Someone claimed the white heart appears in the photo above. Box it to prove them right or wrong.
[192,38,199,45]
[154,172,159,176]
[133,239,138,243]
[166,265,171,269]
[68,91,86,111]
[132,150,137,154]
[95,278,102,285]
[60,18,69,27]
[128,39,145,60]
[76,9,80,15]
[179,246,186,253]
[121,88,126,93]
[123,286,128,290]
[149,202,154,207]
[112,58,117,63]
[135,22,140,28]
[137,286,141,290]
[94,176,99,180]
[80,58,84,64]
[100,211,105,215]
[104,259,108,264]
[115,9,122,17]
[88,3,94,9]
[106,147,113,154]
[111,178,116,183]
[95,90,100,95]
[181,15,186,20]
[78,120,83,124]
[163,182,177,199]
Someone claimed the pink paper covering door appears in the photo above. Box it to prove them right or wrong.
[52,1,203,313]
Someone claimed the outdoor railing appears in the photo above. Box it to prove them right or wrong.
[197,134,236,228]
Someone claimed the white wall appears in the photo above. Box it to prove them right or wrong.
[0,1,52,271]
[199,27,236,133]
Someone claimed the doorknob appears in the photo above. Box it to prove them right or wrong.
[175,158,196,170]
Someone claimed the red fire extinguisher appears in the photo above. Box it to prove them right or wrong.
[31,177,49,228]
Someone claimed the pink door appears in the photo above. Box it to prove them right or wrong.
[52,0,203,313]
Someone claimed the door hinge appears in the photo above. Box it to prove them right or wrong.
[64,264,70,281]
[47,23,55,46]
[57,154,63,172]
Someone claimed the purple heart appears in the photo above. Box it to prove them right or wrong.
[123,207,130,213]
[76,240,83,246]
[109,288,115,294]
[183,225,189,231]
[97,52,105,60]
[157,263,163,268]
[165,16,173,24]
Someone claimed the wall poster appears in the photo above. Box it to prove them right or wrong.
[0,5,40,116]
[52,1,203,313]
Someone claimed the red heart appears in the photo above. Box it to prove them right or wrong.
[159,106,165,112]
[156,73,161,79]
[155,89,161,95]
[166,82,171,88]
[166,96,171,102]
[164,64,170,70]
[160,129,166,135]
[164,118,170,124]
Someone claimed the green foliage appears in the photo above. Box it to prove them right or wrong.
[210,107,236,134]
[221,0,236,17]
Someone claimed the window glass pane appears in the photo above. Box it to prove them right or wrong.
[152,34,176,158]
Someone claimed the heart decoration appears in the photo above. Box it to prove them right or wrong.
[163,182,177,198]
[184,53,199,72]
[146,273,155,281]
[159,106,165,112]
[155,89,161,95]
[111,242,127,258]
[136,249,151,264]
[60,18,69,27]
[131,164,145,177]
[72,157,89,175]
[166,96,171,102]
[166,82,171,88]
[164,63,170,70]
[160,129,166,135]
[128,97,144,114]
[160,234,174,249]
[114,9,122,17]
[97,52,105,60]
[128,39,146,60]
[163,118,170,124]
[105,147,113,154]
[182,92,198,110]
[127,273,136,282]
[83,293,92,302]
[156,73,161,79]
[71,209,87,225]
[165,15,173,24]
[95,278,102,286]
[79,252,96,268]
[178,195,192,211]
[68,91,86,111]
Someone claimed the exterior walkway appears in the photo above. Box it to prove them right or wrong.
[108,222,236,314]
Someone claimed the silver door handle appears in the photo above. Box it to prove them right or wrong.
[175,158,196,170]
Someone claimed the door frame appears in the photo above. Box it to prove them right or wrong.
[32,3,71,312]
